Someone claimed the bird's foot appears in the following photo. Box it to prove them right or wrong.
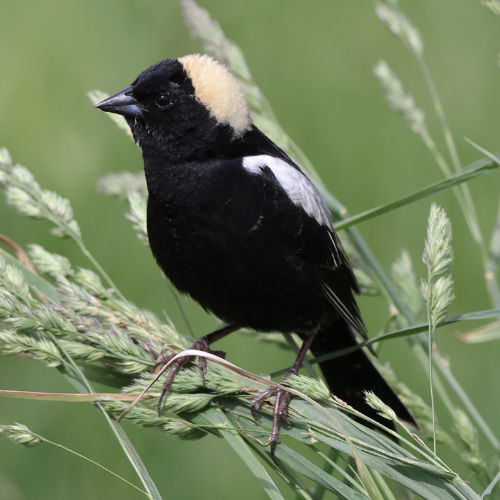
[155,336,226,415]
[250,367,298,456]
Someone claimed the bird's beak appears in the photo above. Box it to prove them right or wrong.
[95,86,142,118]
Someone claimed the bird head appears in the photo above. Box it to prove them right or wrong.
[95,54,252,162]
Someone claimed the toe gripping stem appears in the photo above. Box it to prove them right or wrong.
[156,324,240,414]
[250,331,318,456]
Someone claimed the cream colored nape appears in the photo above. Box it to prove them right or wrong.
[179,54,251,137]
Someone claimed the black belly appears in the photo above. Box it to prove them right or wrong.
[146,195,331,333]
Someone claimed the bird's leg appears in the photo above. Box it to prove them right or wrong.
[250,331,318,455]
[156,323,240,414]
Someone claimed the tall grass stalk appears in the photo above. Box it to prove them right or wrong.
[422,204,454,453]
[374,0,500,454]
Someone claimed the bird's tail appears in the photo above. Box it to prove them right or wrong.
[309,318,416,428]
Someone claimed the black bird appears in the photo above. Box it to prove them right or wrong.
[96,54,415,451]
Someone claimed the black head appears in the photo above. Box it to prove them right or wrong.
[96,54,252,162]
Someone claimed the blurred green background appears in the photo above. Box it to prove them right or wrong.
[1,1,499,498]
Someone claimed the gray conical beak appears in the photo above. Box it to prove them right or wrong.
[95,86,142,117]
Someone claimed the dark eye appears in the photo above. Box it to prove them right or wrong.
[154,93,170,108]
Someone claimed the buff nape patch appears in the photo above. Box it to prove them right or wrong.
[179,54,251,136]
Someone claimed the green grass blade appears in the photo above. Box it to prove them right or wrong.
[465,139,500,167]
[486,202,500,308]
[51,350,162,499]
[30,430,149,497]
[54,363,162,499]
[219,400,370,499]
[314,450,366,498]
[449,309,500,321]
[372,470,397,500]
[309,308,500,364]
[481,470,500,499]
[465,140,500,309]
[289,401,480,500]
[335,156,496,230]
[246,442,316,499]
[460,322,500,344]
[107,421,162,500]
[216,394,479,499]
[274,444,369,499]
[195,407,285,500]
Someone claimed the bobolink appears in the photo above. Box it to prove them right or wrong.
[96,54,414,452]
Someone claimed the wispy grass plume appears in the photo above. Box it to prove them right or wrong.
[376,1,483,249]
[482,0,500,17]
[97,171,147,199]
[421,204,454,453]
[126,191,148,246]
[375,2,422,55]
[374,61,425,134]
[0,422,42,447]
[392,250,424,320]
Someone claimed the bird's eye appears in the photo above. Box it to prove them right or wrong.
[155,93,170,108]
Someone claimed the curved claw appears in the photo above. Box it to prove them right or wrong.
[270,438,279,459]
[198,359,207,385]
[157,357,190,414]
[250,402,261,421]
[194,346,226,385]
[158,386,167,415]
[250,380,295,455]
[154,328,235,415]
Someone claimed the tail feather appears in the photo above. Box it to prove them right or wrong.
[309,318,416,429]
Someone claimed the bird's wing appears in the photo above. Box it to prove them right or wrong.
[241,154,366,337]
[242,155,333,229]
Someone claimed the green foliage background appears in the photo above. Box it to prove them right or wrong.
[1,1,499,498]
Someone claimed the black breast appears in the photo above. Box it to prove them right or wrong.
[146,158,333,332]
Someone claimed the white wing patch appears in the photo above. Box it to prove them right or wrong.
[242,155,332,227]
